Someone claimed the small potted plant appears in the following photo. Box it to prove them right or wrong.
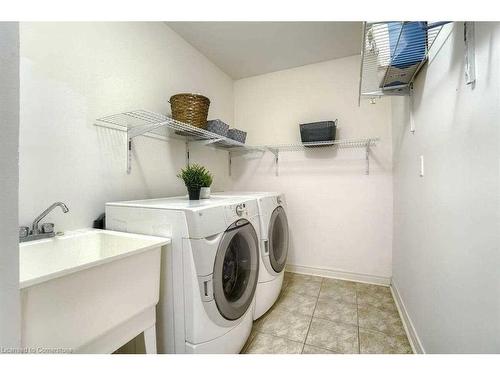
[177,164,213,200]
[200,169,213,199]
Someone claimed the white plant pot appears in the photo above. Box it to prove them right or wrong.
[200,187,211,199]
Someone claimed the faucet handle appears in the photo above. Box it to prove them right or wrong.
[19,226,29,239]
[41,223,55,234]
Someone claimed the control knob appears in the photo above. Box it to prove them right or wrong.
[235,204,246,216]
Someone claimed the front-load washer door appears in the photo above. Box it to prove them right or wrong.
[213,219,259,321]
[268,206,289,273]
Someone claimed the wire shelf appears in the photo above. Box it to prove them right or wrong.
[95,110,379,176]
[359,21,448,100]
[96,109,253,149]
[259,138,379,176]
[264,138,378,153]
[95,110,264,174]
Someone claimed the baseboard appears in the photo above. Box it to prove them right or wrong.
[285,264,391,286]
[390,280,425,354]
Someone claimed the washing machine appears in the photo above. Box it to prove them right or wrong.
[105,196,260,353]
[213,192,289,319]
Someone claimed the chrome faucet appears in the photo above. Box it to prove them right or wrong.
[19,202,69,242]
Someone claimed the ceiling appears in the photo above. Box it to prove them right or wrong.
[167,22,362,79]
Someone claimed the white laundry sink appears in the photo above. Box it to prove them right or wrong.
[19,229,169,354]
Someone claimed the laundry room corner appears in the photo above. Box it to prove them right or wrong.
[229,55,394,284]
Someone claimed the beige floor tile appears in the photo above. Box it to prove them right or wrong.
[281,277,290,292]
[302,345,338,354]
[359,328,412,354]
[319,282,356,304]
[356,283,391,295]
[314,298,358,326]
[244,332,303,354]
[255,306,312,342]
[357,290,398,312]
[285,278,322,297]
[252,306,275,331]
[282,272,293,287]
[274,291,318,316]
[243,276,413,355]
[358,305,406,337]
[305,318,359,354]
[322,278,357,289]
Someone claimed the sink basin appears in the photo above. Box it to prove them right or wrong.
[20,229,169,353]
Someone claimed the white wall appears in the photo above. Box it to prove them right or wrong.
[19,22,234,230]
[0,22,21,348]
[231,56,393,283]
[392,22,500,353]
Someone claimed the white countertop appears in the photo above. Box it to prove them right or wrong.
[19,228,170,289]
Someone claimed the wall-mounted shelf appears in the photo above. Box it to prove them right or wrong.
[95,110,379,177]
[95,110,262,174]
[261,138,379,176]
[359,21,448,103]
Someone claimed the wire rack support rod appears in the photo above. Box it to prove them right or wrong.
[127,139,132,174]
[365,144,370,175]
[275,152,279,177]
[464,22,476,86]
[358,21,368,106]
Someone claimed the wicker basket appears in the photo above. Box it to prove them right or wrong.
[169,93,210,129]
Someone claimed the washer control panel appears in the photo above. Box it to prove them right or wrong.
[224,200,257,224]
[235,203,246,216]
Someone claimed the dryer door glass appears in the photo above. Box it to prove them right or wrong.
[213,220,259,321]
[268,206,289,273]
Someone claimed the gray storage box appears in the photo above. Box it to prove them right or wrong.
[206,119,229,137]
[300,121,337,144]
[227,128,247,144]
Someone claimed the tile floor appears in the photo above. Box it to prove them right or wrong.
[242,272,412,354]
